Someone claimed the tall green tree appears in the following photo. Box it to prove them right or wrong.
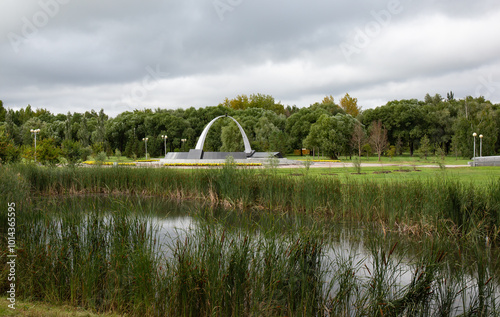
[77,114,90,146]
[452,97,498,157]
[0,128,20,163]
[254,116,279,151]
[304,114,357,159]
[0,100,6,122]
[221,122,243,152]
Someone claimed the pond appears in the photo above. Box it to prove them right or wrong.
[16,195,500,316]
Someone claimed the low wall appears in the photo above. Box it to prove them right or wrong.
[469,156,500,166]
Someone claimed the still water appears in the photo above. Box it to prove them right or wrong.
[30,194,500,316]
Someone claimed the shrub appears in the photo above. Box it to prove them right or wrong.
[37,138,61,166]
[61,139,83,165]
[95,151,107,165]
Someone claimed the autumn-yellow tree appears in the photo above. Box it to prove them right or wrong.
[340,93,361,117]
[322,95,335,105]
[220,94,285,114]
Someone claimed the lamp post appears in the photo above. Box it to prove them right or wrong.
[142,137,149,160]
[30,129,41,162]
[181,138,187,152]
[472,132,477,159]
[479,134,483,157]
[161,135,168,157]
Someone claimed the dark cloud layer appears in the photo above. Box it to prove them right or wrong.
[1,0,500,116]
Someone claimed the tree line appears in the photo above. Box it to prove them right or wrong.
[0,92,498,165]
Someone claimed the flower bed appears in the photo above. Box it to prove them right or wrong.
[164,163,262,167]
[83,161,137,166]
[297,159,341,163]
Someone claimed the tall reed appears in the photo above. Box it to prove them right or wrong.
[4,164,499,240]
[2,194,499,316]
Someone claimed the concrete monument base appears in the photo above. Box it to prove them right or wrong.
[469,156,500,166]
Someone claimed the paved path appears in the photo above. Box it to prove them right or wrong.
[302,162,469,169]
[135,161,469,169]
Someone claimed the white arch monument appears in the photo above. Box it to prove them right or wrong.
[195,114,253,154]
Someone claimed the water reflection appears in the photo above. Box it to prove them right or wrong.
[32,195,500,316]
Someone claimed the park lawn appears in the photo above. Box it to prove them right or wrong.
[277,165,500,185]
[91,155,137,163]
[0,299,121,317]
[286,154,471,166]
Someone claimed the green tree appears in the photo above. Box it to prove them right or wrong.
[417,135,432,159]
[452,97,498,158]
[65,112,73,141]
[92,109,107,144]
[254,116,279,151]
[0,129,20,163]
[286,107,327,154]
[4,110,20,144]
[77,114,90,146]
[304,114,357,159]
[0,100,6,122]
[363,99,426,156]
[61,139,83,165]
[221,121,243,152]
[269,130,290,155]
[37,138,61,166]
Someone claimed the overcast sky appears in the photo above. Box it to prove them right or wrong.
[1,0,500,117]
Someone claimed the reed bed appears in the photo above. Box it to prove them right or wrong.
[1,195,499,316]
[4,163,500,239]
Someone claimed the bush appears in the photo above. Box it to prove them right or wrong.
[0,139,20,164]
[115,149,122,161]
[352,156,361,173]
[61,139,83,165]
[387,145,396,160]
[81,146,92,161]
[37,138,61,166]
[92,142,104,156]
[95,151,107,165]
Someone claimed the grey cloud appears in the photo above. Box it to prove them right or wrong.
[1,0,499,114]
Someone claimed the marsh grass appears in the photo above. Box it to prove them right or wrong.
[1,192,500,316]
[3,164,500,240]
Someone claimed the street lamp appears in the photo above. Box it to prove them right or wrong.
[181,138,187,152]
[161,135,168,157]
[142,137,149,160]
[30,128,41,162]
[472,132,477,159]
[479,134,483,157]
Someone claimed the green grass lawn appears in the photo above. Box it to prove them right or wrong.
[275,165,499,185]
[286,153,471,166]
